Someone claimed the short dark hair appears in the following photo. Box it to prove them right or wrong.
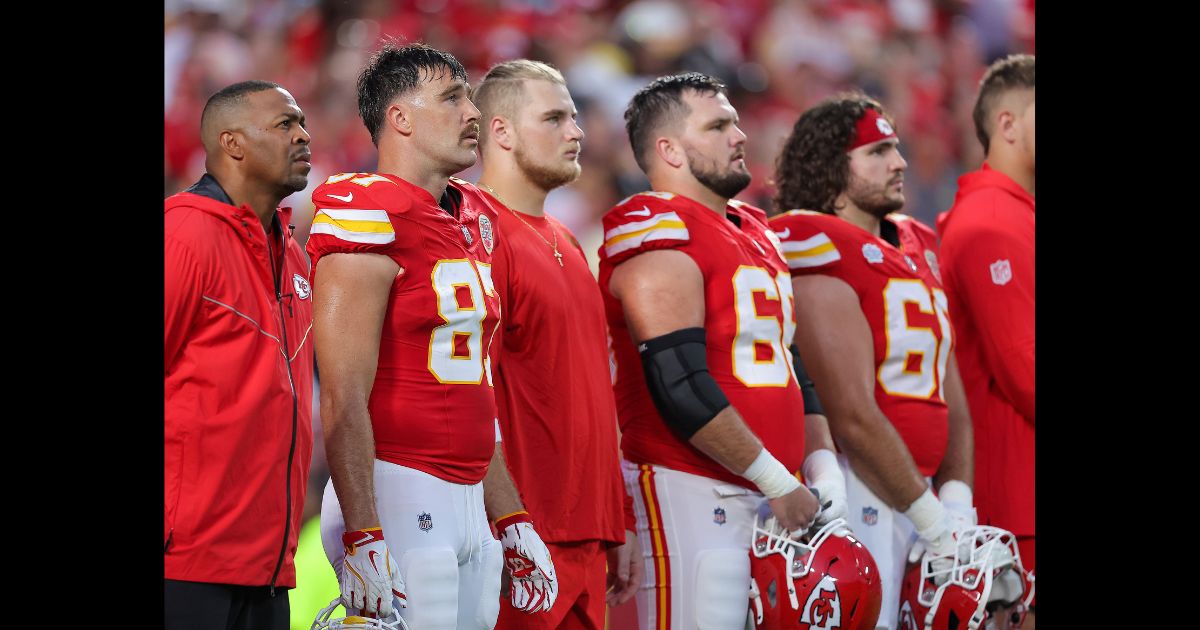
[972,54,1035,153]
[200,80,282,130]
[773,94,891,216]
[357,41,469,145]
[624,72,727,172]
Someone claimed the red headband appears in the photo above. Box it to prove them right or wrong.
[848,107,896,151]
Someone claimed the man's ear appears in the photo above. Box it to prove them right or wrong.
[219,130,245,160]
[654,136,685,169]
[489,116,515,151]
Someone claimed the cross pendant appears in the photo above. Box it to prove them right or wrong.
[554,250,564,267]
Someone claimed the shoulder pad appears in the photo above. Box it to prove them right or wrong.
[309,173,408,249]
[768,210,847,274]
[601,193,690,261]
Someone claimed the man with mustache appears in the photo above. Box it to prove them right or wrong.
[306,43,556,629]
[768,94,976,629]
[597,73,845,630]
[165,80,314,630]
[470,59,643,630]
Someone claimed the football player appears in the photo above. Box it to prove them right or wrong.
[768,94,977,630]
[471,59,643,629]
[307,43,555,630]
[598,72,847,630]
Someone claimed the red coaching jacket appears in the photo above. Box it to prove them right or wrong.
[164,174,314,588]
[936,163,1035,537]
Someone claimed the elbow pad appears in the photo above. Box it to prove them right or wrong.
[639,328,730,439]
[789,344,825,416]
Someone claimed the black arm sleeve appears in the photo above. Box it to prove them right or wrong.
[638,328,731,439]
[790,344,825,416]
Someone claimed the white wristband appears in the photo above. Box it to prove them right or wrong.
[801,449,841,483]
[937,480,972,508]
[903,488,947,539]
[742,449,802,499]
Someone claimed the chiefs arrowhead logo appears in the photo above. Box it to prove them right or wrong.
[800,575,843,629]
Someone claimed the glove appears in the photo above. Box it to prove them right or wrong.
[495,511,558,613]
[904,490,960,584]
[340,528,407,617]
[802,450,847,527]
[938,480,977,533]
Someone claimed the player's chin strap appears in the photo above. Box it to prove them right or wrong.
[311,598,411,630]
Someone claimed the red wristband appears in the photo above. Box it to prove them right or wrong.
[493,510,532,531]
[342,527,384,552]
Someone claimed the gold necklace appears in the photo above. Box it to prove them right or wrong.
[481,184,564,267]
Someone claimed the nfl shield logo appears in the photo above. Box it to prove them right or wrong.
[461,225,474,246]
[418,512,433,532]
[862,507,878,526]
[990,259,1012,285]
[713,507,727,525]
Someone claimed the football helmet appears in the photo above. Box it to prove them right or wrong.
[898,525,1035,630]
[311,598,411,630]
[748,516,882,629]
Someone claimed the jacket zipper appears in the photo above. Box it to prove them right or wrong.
[267,219,299,597]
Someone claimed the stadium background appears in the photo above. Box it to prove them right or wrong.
[163,0,1034,627]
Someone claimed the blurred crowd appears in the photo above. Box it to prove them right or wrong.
[164,0,1033,523]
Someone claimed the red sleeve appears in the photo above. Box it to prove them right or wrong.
[768,210,847,277]
[164,235,203,370]
[599,192,692,265]
[305,174,418,274]
[947,218,1035,421]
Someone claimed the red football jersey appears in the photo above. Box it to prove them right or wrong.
[598,192,807,490]
[307,173,502,485]
[769,211,951,476]
[484,192,628,545]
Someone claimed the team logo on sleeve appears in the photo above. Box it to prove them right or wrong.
[862,244,884,264]
[800,575,842,629]
[292,274,311,300]
[478,214,495,254]
[990,259,1012,285]
[924,249,941,282]
[418,512,433,532]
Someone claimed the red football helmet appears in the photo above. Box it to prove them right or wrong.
[898,525,1035,630]
[748,516,882,630]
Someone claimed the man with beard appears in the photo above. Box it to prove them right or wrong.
[307,43,556,629]
[165,80,314,630]
[597,73,845,630]
[470,58,643,630]
[768,94,976,629]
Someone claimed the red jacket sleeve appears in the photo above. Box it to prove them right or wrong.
[164,235,203,370]
[948,220,1035,422]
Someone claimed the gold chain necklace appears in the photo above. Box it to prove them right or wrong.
[481,184,564,267]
